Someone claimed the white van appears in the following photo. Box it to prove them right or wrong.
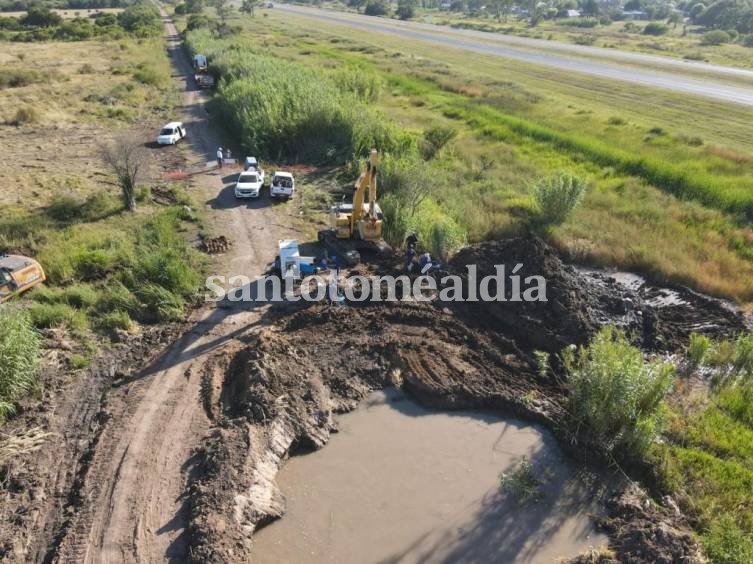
[270,172,295,199]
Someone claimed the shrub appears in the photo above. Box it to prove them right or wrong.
[133,64,164,87]
[117,3,162,37]
[62,284,98,309]
[643,22,669,36]
[743,34,753,47]
[420,124,457,160]
[532,172,587,226]
[28,302,82,329]
[198,43,408,164]
[7,105,40,126]
[607,116,626,126]
[99,309,133,332]
[20,7,63,28]
[0,68,46,88]
[687,333,711,367]
[0,308,41,421]
[364,0,389,16]
[701,30,731,46]
[565,326,675,458]
[499,456,542,503]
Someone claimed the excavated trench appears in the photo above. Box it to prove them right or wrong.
[186,236,746,563]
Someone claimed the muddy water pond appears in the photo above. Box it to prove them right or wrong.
[252,389,610,563]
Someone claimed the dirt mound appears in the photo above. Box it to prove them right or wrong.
[449,235,746,352]
[599,485,705,563]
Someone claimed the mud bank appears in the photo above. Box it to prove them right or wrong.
[186,236,740,562]
[252,388,610,563]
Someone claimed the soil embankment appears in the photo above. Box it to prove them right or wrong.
[186,235,741,562]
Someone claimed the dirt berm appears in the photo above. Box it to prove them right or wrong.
[185,236,744,563]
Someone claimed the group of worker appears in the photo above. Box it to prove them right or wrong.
[404,233,437,274]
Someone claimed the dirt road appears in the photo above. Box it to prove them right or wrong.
[276,4,753,107]
[50,11,281,563]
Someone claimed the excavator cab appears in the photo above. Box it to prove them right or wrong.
[0,255,45,303]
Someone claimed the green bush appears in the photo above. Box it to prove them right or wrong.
[46,192,113,222]
[560,17,598,28]
[0,308,40,421]
[188,34,409,164]
[532,172,587,226]
[133,64,164,87]
[420,124,457,160]
[643,22,669,36]
[20,7,62,27]
[565,326,675,458]
[28,302,83,329]
[687,333,711,367]
[701,30,731,45]
[364,0,389,16]
[99,309,133,332]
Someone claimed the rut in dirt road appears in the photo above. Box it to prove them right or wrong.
[49,11,281,563]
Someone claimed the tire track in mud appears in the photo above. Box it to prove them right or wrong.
[47,9,282,563]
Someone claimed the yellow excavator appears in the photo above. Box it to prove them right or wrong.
[0,254,46,303]
[318,149,392,265]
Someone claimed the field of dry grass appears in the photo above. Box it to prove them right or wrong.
[0,39,176,207]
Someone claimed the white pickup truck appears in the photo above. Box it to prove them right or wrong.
[234,170,264,199]
[269,172,295,199]
[156,121,186,145]
[244,156,265,184]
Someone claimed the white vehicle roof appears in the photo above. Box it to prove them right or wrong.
[273,171,294,179]
[237,172,260,181]
[245,156,258,164]
[163,121,183,129]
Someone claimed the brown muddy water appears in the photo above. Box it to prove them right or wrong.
[252,389,611,563]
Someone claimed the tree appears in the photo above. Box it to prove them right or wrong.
[102,135,148,212]
[211,0,233,26]
[364,0,389,15]
[241,0,258,15]
[397,0,417,19]
[667,11,682,28]
[20,7,63,27]
[185,0,204,13]
[488,0,514,21]
[580,0,599,17]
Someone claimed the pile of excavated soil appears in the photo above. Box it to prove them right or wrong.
[449,235,746,352]
[186,236,738,563]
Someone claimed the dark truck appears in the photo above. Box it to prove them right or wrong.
[192,54,215,89]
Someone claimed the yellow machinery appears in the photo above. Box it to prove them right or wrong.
[319,149,391,265]
[0,254,46,303]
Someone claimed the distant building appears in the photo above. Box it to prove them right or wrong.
[622,10,648,20]
[565,9,582,17]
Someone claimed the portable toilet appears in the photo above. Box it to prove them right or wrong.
[278,239,301,279]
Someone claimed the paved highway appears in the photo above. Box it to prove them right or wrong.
[277,4,753,107]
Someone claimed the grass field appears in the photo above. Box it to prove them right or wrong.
[187,9,753,303]
[0,37,205,350]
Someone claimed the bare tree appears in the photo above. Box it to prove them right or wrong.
[102,135,148,212]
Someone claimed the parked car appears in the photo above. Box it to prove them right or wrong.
[157,122,186,145]
[234,170,264,198]
[244,156,265,183]
[270,171,295,199]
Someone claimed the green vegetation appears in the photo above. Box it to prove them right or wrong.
[238,11,753,302]
[2,206,205,330]
[532,172,587,226]
[653,332,753,562]
[0,1,161,41]
[0,309,41,421]
[564,326,675,459]
[498,456,542,503]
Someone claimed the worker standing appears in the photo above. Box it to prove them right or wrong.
[216,147,224,169]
